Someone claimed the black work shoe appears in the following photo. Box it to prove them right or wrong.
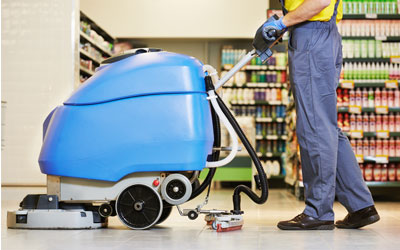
[335,205,380,229]
[277,213,335,230]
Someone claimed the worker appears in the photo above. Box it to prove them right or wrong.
[264,0,380,230]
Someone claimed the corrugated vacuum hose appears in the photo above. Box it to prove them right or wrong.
[215,94,269,214]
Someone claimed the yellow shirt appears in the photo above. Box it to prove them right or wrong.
[285,0,343,23]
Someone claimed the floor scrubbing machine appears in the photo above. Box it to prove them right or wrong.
[7,15,284,231]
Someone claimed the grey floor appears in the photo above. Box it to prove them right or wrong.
[2,186,399,250]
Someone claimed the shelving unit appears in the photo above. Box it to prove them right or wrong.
[79,12,115,84]
[220,53,289,188]
[343,14,400,20]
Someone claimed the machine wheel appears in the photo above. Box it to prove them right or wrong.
[156,206,173,225]
[212,220,218,230]
[161,174,192,205]
[99,203,113,217]
[188,210,198,220]
[116,184,163,230]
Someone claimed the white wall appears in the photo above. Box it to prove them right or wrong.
[80,0,269,38]
[1,0,79,185]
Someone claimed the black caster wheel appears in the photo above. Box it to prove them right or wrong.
[188,210,198,220]
[116,184,162,230]
[156,206,173,225]
[99,203,113,217]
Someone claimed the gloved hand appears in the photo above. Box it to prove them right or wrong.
[262,16,287,41]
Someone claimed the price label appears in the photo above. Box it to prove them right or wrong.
[356,155,364,163]
[349,105,362,114]
[375,155,389,164]
[365,13,378,19]
[376,130,390,139]
[223,64,233,70]
[256,117,272,122]
[390,56,400,64]
[350,130,364,138]
[267,135,278,140]
[375,36,387,41]
[385,80,399,89]
[341,80,355,89]
[375,106,389,114]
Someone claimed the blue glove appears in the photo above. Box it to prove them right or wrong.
[262,16,287,41]
[263,16,287,31]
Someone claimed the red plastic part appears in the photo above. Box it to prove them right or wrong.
[153,179,160,187]
[216,224,242,232]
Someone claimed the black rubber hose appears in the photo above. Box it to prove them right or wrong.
[216,95,269,214]
[189,103,221,200]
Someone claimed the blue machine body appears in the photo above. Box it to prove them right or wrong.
[39,51,214,182]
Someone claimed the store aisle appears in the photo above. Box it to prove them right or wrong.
[2,187,399,250]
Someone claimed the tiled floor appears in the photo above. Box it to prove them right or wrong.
[2,186,399,250]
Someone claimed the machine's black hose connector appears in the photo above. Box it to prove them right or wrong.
[205,76,215,91]
[216,95,269,214]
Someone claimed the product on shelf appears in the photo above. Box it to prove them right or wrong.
[79,75,89,83]
[256,140,286,155]
[223,88,289,104]
[255,105,286,119]
[341,112,400,132]
[350,137,400,156]
[342,0,399,15]
[337,88,400,107]
[255,122,287,137]
[80,21,113,52]
[338,20,400,37]
[221,48,287,68]
[342,40,400,58]
[360,163,400,182]
[80,58,94,72]
[80,43,105,62]
[262,160,281,178]
[342,62,400,81]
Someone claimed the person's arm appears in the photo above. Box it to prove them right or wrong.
[282,0,332,27]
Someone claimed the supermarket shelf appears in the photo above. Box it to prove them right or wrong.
[342,36,400,42]
[339,81,391,88]
[344,131,400,138]
[255,135,288,140]
[81,11,114,43]
[244,65,287,71]
[223,82,288,88]
[79,49,101,64]
[80,31,112,57]
[230,100,284,106]
[343,58,391,63]
[269,174,285,180]
[366,181,400,188]
[343,14,400,20]
[257,152,284,158]
[222,65,287,71]
[255,117,285,123]
[80,66,95,76]
[362,156,400,163]
[337,107,400,113]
